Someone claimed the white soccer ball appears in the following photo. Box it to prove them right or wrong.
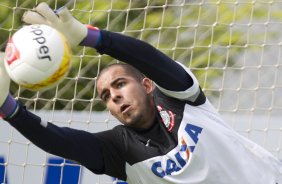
[4,24,72,91]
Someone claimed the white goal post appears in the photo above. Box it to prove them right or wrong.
[0,0,281,183]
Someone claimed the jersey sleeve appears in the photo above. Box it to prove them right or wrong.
[96,30,194,92]
[94,126,128,180]
[6,104,128,180]
[154,61,202,102]
[5,104,105,174]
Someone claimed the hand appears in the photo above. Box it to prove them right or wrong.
[22,2,88,48]
[0,52,11,107]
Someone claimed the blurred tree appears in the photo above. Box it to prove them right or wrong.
[0,0,280,111]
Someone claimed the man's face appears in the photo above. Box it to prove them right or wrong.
[97,65,155,129]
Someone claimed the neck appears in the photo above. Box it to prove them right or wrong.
[136,97,157,130]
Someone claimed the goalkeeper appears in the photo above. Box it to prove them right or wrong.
[1,3,281,184]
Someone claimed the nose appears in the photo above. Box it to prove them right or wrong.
[110,89,122,103]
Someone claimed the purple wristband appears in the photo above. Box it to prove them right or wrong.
[0,94,18,119]
[79,27,101,48]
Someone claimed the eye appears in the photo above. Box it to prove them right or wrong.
[101,92,110,102]
[117,81,126,88]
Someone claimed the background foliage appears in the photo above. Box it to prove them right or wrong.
[0,0,281,111]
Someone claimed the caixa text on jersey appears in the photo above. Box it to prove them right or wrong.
[151,123,203,178]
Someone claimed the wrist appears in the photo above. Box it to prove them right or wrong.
[79,25,101,48]
[0,94,19,119]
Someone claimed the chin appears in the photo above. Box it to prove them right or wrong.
[122,119,139,128]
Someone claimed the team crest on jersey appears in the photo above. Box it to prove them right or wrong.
[157,105,175,132]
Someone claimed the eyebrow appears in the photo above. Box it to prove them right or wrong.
[111,77,125,86]
[99,77,126,99]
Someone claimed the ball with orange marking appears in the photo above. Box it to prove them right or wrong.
[4,24,71,91]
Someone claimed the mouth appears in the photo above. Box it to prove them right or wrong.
[120,104,131,114]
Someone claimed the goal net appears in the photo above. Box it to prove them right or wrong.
[0,0,281,183]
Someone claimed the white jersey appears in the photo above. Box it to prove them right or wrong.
[92,62,282,184]
[126,100,282,183]
[124,63,282,184]
[8,30,281,183]
[9,62,282,184]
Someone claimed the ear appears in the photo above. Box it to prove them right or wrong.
[141,78,154,94]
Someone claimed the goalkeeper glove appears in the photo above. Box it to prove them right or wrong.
[0,52,18,119]
[0,52,10,107]
[22,2,88,48]
[22,2,101,48]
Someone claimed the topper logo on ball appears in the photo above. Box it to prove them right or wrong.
[30,25,52,61]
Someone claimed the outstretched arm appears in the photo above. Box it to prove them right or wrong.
[0,53,105,173]
[6,105,105,174]
[22,2,193,92]
[0,53,105,176]
[94,30,194,92]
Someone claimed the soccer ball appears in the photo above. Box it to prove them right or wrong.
[4,24,72,91]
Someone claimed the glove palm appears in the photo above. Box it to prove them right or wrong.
[0,52,11,107]
[22,2,87,48]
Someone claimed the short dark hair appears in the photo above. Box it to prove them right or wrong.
[96,63,145,83]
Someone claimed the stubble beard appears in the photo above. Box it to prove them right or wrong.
[124,97,155,129]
